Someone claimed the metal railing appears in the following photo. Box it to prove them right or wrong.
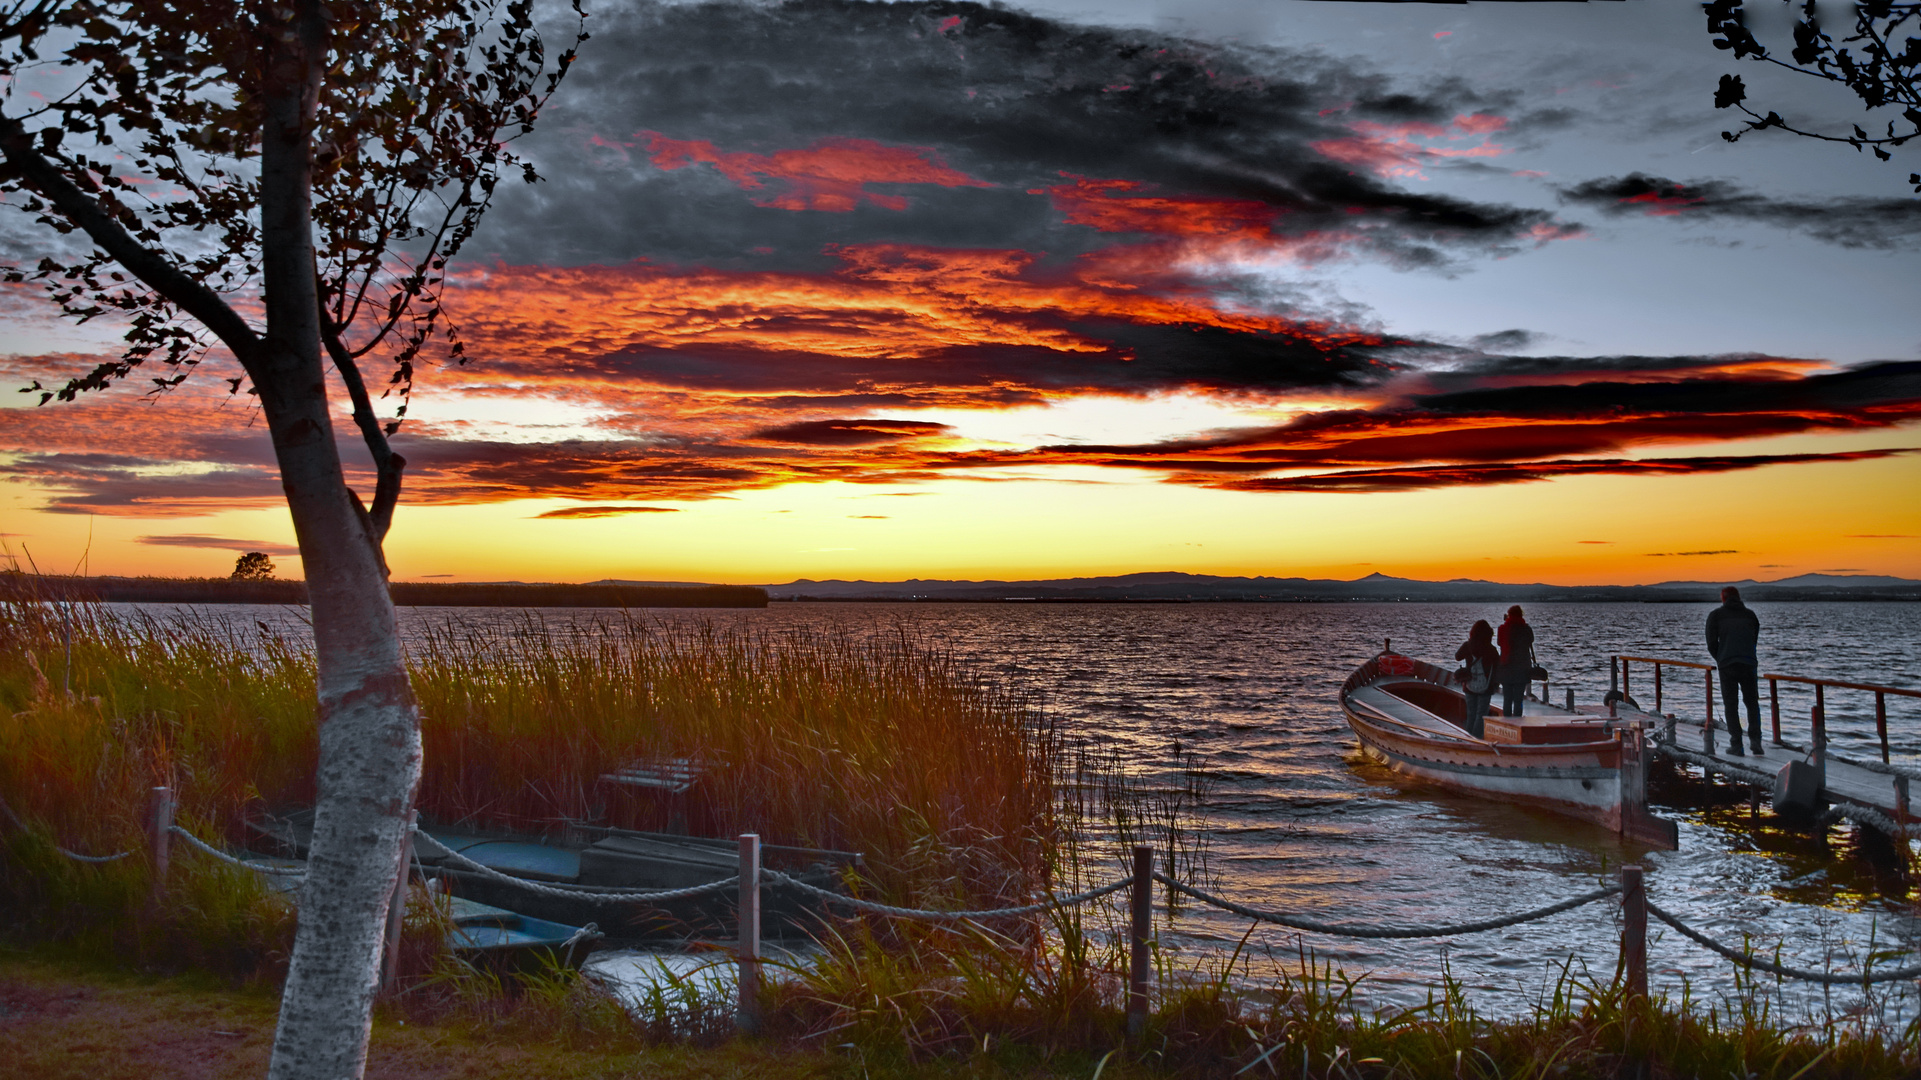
[1613,655,1716,718]
[1766,672,1921,765]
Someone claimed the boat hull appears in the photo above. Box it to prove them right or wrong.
[1341,653,1677,848]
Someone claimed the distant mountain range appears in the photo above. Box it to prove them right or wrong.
[693,570,1921,603]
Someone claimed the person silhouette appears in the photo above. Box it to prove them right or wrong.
[1497,605,1535,718]
[1706,586,1763,756]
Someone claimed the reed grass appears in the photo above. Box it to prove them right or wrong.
[760,923,1921,1079]
[0,592,1062,970]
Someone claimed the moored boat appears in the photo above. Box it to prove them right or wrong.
[250,815,857,942]
[1340,646,1678,849]
[443,895,603,975]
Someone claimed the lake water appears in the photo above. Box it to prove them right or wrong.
[123,599,1921,1021]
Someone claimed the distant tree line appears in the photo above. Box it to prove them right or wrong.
[0,574,768,609]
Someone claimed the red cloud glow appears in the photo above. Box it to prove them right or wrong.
[1313,114,1510,179]
[638,132,991,211]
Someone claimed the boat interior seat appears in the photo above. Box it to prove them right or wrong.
[1347,682,1472,739]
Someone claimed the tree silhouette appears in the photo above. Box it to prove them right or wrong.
[0,2,582,1077]
[231,552,275,581]
[1706,0,1920,191]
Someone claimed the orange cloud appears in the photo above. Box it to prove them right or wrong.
[638,132,992,211]
[1312,113,1510,179]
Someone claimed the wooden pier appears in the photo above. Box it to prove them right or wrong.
[1613,655,1921,840]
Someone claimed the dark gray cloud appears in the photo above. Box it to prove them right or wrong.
[478,0,1575,272]
[1558,173,1921,250]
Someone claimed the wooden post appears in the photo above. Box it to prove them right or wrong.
[1704,668,1714,737]
[1618,727,1647,835]
[1653,664,1663,713]
[1812,704,1827,795]
[146,786,172,911]
[1127,845,1152,1041]
[1620,865,1646,1001]
[1565,687,1574,712]
[380,810,417,995]
[1623,660,1631,703]
[1895,776,1911,872]
[1610,656,1619,697]
[1769,678,1780,746]
[1876,692,1889,764]
[737,833,762,1036]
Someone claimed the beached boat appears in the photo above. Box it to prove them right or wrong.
[249,815,857,942]
[1340,646,1679,849]
[443,895,603,975]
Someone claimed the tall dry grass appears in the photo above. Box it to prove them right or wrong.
[0,593,1062,966]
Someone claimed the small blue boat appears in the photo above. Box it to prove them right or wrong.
[443,894,602,973]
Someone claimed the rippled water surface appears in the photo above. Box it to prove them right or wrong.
[127,599,1921,1019]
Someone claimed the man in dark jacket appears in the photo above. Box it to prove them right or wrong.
[1706,586,1762,756]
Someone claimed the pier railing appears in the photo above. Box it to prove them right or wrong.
[1765,673,1921,765]
[1615,654,1919,764]
[11,790,1921,1043]
[1611,655,1716,718]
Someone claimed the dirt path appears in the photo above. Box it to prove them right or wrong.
[0,956,685,1080]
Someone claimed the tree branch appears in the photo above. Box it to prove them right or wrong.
[321,309,405,541]
[0,112,261,362]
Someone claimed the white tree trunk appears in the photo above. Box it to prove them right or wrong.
[255,7,422,1079]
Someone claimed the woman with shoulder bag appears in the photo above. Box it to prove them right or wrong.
[1455,619,1499,739]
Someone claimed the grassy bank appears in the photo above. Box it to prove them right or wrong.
[5,943,1917,1080]
[0,594,1062,975]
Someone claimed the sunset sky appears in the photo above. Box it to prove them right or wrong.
[2,0,1918,586]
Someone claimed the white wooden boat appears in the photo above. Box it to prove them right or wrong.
[1340,647,1678,849]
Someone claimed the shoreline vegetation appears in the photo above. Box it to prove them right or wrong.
[4,593,1920,1077]
[0,573,769,608]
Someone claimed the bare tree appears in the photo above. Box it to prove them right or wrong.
[1705,0,1920,190]
[0,1,582,1078]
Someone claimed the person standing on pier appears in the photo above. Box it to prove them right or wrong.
[1456,619,1500,739]
[1497,605,1535,718]
[1706,586,1763,756]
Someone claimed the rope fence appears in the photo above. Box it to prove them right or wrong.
[0,793,132,863]
[765,868,1133,921]
[8,788,1921,1034]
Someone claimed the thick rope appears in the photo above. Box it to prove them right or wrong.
[765,869,1133,920]
[0,794,133,863]
[167,825,307,876]
[1154,872,1621,940]
[412,829,741,902]
[1645,900,1921,985]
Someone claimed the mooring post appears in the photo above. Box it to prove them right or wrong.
[1620,865,1646,1001]
[1812,704,1827,795]
[1876,692,1890,765]
[737,833,762,1036]
[1618,726,1647,837]
[1565,687,1574,712]
[1703,668,1714,738]
[1895,776,1913,873]
[146,786,173,911]
[1653,664,1663,713]
[1769,678,1781,745]
[380,809,417,995]
[1610,656,1619,696]
[1127,845,1153,1041]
